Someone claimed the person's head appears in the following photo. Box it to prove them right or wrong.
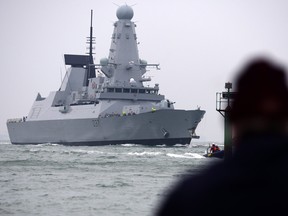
[230,58,288,137]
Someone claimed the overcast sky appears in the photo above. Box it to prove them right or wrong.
[1,0,288,142]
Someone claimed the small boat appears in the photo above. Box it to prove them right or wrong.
[203,144,224,159]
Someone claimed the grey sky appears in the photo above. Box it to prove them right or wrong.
[1,0,288,142]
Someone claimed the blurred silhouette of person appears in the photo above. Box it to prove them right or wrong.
[156,58,288,216]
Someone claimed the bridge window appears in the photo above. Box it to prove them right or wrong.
[115,88,122,93]
[131,89,137,93]
[107,88,114,93]
[123,88,130,93]
[139,89,145,94]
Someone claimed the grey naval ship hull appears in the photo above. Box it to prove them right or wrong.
[7,5,206,145]
[7,109,204,146]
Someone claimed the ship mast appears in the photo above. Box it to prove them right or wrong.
[89,10,94,60]
[85,10,96,86]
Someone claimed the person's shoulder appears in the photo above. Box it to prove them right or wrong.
[179,160,228,191]
[156,161,228,215]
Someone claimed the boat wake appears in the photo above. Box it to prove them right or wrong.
[167,153,205,159]
[121,144,140,147]
[127,151,162,156]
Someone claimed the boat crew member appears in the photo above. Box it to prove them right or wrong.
[210,144,220,153]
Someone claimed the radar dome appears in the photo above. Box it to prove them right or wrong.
[116,5,134,20]
[100,57,109,66]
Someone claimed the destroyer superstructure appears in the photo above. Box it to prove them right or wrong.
[7,5,205,145]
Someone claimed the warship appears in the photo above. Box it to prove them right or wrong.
[7,5,205,146]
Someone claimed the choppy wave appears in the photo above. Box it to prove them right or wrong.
[173,144,189,147]
[95,181,131,188]
[33,143,60,147]
[0,142,212,216]
[184,153,205,158]
[127,151,205,159]
[25,147,106,155]
[156,144,166,147]
[28,148,42,153]
[67,149,104,155]
[127,151,163,156]
[121,144,139,147]
[167,153,205,159]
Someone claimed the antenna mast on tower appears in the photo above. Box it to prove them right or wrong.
[85,10,96,86]
[87,10,95,58]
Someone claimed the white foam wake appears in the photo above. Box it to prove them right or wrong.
[166,153,205,159]
[184,153,205,158]
[128,151,162,156]
[66,149,104,154]
[121,144,139,147]
[166,153,193,159]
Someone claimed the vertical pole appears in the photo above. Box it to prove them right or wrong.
[85,10,93,86]
[89,10,93,60]
[224,83,233,161]
[88,10,93,81]
[224,108,232,161]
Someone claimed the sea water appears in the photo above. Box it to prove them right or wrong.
[0,141,219,216]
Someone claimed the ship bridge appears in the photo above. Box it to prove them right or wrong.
[96,85,164,101]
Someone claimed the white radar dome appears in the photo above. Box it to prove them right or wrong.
[100,57,109,66]
[116,5,134,20]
